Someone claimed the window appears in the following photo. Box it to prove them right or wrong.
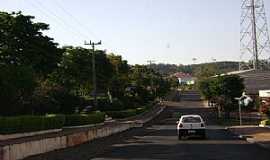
[182,117,201,123]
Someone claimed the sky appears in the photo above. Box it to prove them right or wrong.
[1,0,270,65]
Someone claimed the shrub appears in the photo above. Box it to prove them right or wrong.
[261,105,270,115]
[64,112,105,126]
[135,108,146,114]
[0,65,36,116]
[105,109,137,119]
[260,119,270,126]
[31,81,87,115]
[0,115,65,134]
[98,99,125,111]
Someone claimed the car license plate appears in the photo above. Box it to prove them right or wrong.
[188,130,196,133]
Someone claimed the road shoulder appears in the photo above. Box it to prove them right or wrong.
[228,125,270,150]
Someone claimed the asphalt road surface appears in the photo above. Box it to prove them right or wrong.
[91,107,270,160]
[26,92,270,160]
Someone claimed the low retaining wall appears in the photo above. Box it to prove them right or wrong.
[0,106,165,160]
[0,129,62,141]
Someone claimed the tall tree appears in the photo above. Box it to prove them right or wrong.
[0,11,62,115]
[107,54,130,99]
[55,47,113,97]
[198,75,245,116]
[0,11,62,76]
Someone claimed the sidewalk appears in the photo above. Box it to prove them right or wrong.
[228,125,270,150]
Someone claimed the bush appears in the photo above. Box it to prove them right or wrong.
[260,119,270,126]
[0,65,36,116]
[0,115,65,134]
[261,105,270,115]
[98,99,125,111]
[135,108,146,114]
[105,103,156,119]
[64,112,105,126]
[105,109,137,119]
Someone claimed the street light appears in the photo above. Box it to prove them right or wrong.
[235,92,253,126]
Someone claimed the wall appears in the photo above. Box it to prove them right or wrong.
[0,106,164,160]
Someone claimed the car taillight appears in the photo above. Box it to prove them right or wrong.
[179,123,183,128]
[201,123,205,127]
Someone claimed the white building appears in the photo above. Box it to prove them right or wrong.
[172,72,196,85]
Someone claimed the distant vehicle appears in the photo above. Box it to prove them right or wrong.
[176,115,206,140]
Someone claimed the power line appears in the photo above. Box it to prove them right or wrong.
[54,0,99,40]
[53,0,117,52]
[25,0,85,42]
[26,0,121,55]
[33,0,89,40]
[23,1,85,49]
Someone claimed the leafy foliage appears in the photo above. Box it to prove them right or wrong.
[64,112,105,126]
[0,114,65,134]
[150,61,239,76]
[0,11,172,116]
[0,11,63,76]
[0,65,36,116]
[198,75,245,112]
[193,64,219,79]
[105,109,137,119]
[260,119,270,126]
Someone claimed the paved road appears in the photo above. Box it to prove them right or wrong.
[26,92,270,160]
[91,107,270,160]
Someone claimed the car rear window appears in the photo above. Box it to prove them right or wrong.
[182,117,202,123]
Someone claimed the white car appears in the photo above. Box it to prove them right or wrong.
[176,115,206,140]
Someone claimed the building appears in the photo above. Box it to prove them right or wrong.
[171,72,196,85]
[227,70,270,95]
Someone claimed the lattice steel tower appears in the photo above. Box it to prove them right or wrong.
[240,0,270,70]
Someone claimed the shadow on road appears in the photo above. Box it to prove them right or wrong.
[92,124,269,160]
[25,98,270,160]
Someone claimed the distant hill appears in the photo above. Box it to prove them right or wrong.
[149,61,239,76]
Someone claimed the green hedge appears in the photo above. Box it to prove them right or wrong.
[105,104,156,119]
[0,115,65,134]
[260,119,270,126]
[64,112,105,126]
[105,109,138,119]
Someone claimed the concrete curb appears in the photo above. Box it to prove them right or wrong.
[239,135,270,151]
[62,123,105,129]
[135,106,165,126]
[259,124,270,128]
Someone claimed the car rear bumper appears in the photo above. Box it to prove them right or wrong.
[178,129,205,136]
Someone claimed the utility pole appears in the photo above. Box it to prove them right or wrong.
[84,40,102,107]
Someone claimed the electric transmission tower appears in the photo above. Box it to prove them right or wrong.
[240,0,270,70]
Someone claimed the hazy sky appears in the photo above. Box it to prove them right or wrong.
[1,0,270,65]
